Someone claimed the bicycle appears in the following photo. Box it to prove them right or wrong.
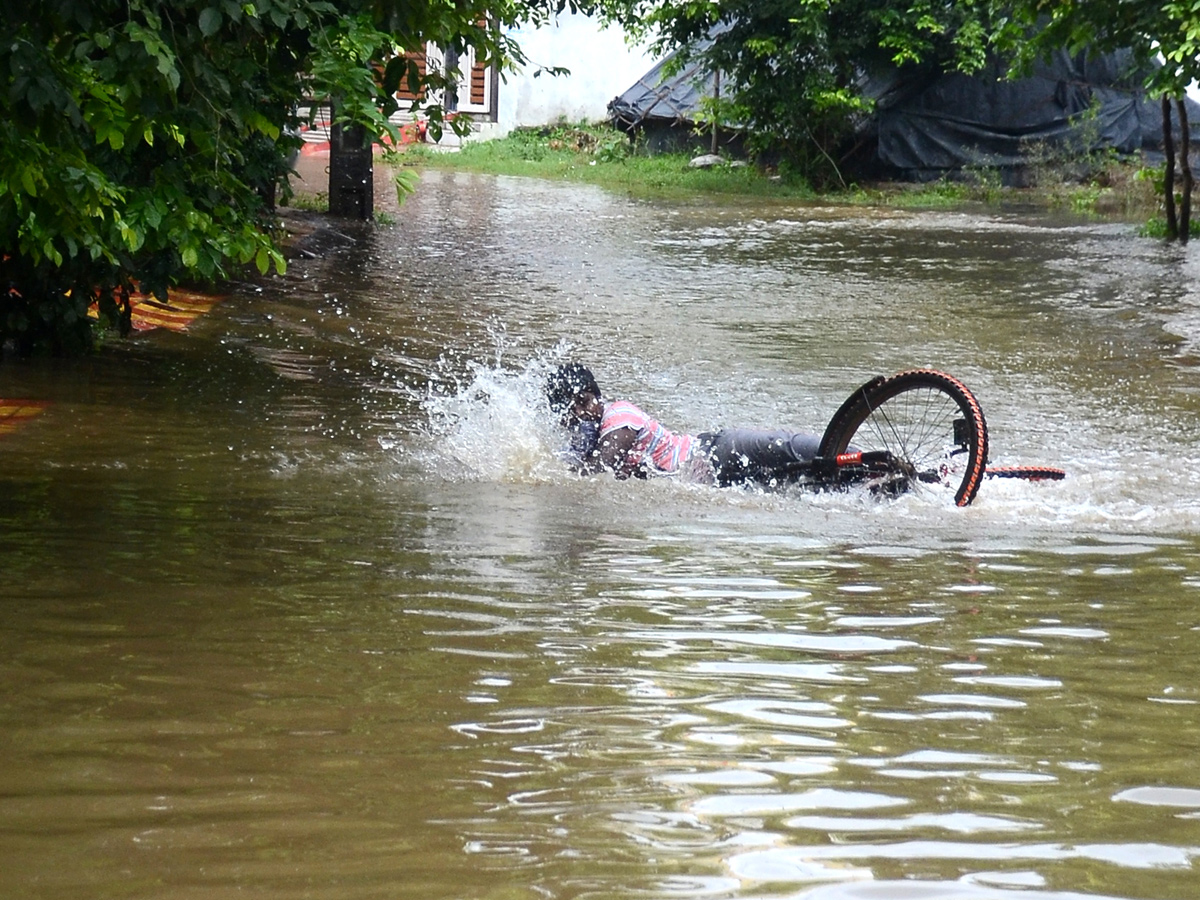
[789,369,1064,507]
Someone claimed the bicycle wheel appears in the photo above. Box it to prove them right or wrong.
[818,370,989,507]
[985,465,1066,481]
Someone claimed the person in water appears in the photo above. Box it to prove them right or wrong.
[545,363,824,486]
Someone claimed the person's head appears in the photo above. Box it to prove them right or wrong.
[545,363,601,423]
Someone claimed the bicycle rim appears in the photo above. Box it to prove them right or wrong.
[818,370,989,506]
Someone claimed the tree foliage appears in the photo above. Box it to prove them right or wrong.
[1,0,618,354]
[617,0,996,186]
[2,1,308,353]
[994,0,1200,242]
[616,0,1200,218]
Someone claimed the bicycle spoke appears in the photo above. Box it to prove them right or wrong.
[857,388,959,493]
[819,369,987,506]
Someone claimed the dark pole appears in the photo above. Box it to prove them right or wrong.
[328,103,374,220]
[1163,95,1178,240]
[1177,97,1193,244]
[711,70,720,156]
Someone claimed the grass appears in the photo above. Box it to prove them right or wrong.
[286,190,329,213]
[395,119,1166,222]
[397,122,817,203]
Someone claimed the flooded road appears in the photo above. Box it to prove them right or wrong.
[4,170,1200,899]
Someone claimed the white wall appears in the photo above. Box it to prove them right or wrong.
[482,15,655,137]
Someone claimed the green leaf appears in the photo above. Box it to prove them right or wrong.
[247,111,281,139]
[119,221,144,252]
[199,7,223,36]
[394,168,419,201]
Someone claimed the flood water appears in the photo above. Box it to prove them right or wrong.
[4,170,1200,900]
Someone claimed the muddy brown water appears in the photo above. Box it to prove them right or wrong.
[4,170,1200,899]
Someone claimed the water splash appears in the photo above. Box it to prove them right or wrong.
[417,348,573,483]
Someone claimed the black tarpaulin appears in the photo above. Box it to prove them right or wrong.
[867,50,1199,178]
[610,43,1200,179]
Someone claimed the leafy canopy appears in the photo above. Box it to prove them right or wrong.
[995,0,1200,98]
[1,0,618,354]
[613,0,1200,187]
[615,0,996,185]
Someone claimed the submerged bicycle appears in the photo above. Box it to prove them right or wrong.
[795,368,1063,507]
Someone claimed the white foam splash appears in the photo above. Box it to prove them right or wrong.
[417,353,569,483]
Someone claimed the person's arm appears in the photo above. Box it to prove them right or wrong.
[597,426,639,479]
[572,439,605,475]
[561,421,603,475]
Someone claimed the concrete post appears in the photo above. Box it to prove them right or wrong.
[328,119,373,220]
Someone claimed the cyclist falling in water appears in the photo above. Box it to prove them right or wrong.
[546,362,1063,506]
[544,363,829,488]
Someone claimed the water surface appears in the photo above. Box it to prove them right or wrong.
[3,171,1200,900]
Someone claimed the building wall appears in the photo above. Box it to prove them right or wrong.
[477,14,655,139]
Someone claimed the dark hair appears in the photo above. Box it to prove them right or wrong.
[545,364,600,414]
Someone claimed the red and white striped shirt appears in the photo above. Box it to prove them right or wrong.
[600,400,697,477]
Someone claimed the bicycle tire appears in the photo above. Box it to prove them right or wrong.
[818,369,989,507]
[985,465,1066,481]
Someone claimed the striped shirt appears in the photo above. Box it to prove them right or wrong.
[600,400,697,477]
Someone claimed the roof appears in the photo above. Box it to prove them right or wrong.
[608,24,730,128]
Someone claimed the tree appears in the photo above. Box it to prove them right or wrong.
[995,1,1200,243]
[620,1,1200,234]
[617,0,995,186]
[1,0,623,354]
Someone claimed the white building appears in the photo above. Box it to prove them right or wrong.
[486,14,655,137]
[409,13,655,144]
[299,14,654,151]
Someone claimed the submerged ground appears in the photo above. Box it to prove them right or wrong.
[3,168,1200,900]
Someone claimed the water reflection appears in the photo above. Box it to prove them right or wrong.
[4,172,1200,899]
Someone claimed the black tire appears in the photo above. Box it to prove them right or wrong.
[818,369,989,507]
[985,465,1066,481]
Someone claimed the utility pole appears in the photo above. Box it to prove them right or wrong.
[328,109,374,220]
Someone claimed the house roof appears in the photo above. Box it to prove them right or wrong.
[608,25,730,128]
[609,54,716,128]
